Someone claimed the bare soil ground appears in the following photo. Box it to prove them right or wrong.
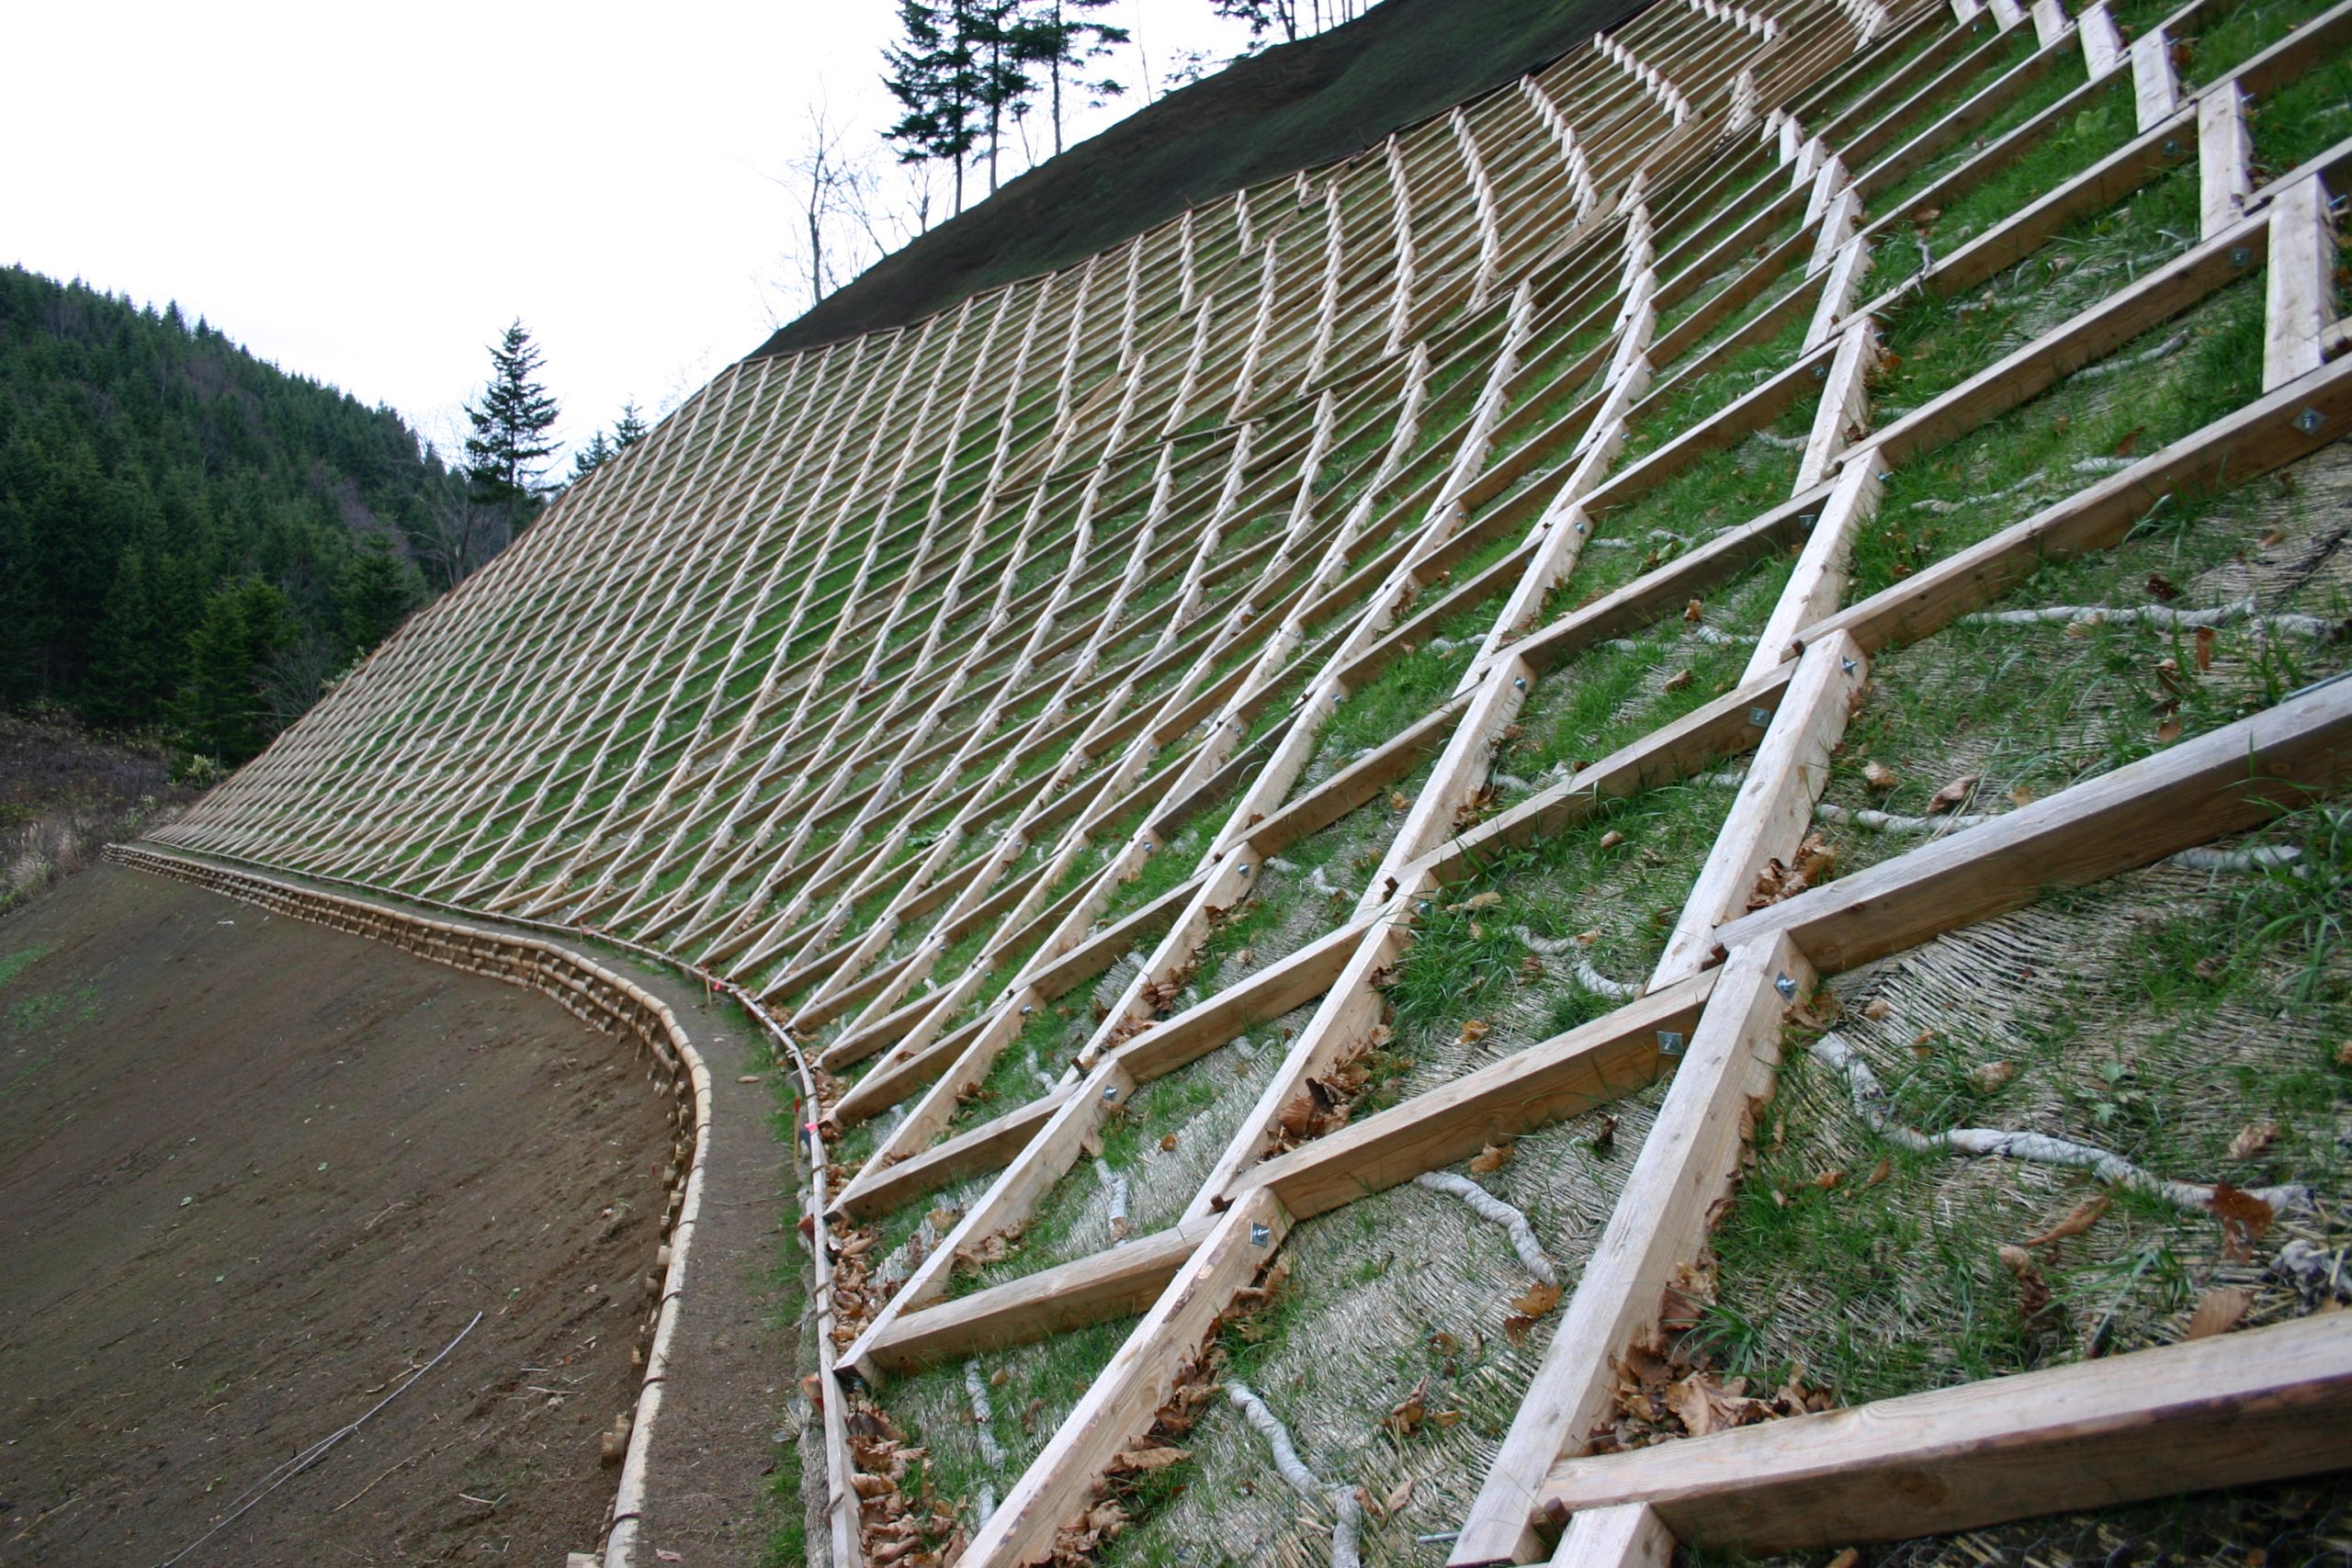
[0,863,672,1565]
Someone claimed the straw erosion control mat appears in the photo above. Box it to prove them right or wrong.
[0,863,671,1564]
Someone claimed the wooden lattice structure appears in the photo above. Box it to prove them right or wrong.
[139,0,2352,1563]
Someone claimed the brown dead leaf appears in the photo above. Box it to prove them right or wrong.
[1998,1244,2052,1320]
[1664,668,1694,692]
[2260,526,2288,548]
[1863,1158,1892,1189]
[2155,716,2183,745]
[1385,1377,1430,1437]
[1428,1330,1460,1358]
[1812,1168,1844,1190]
[2114,427,2143,459]
[1110,1445,1190,1472]
[1684,598,1704,623]
[2187,1285,2252,1339]
[1861,998,1893,1021]
[1598,829,1625,850]
[1826,1551,1862,1568]
[2193,625,2216,671]
[1458,1019,1491,1045]
[2145,570,2178,602]
[2209,1183,2275,1262]
[1862,761,1900,793]
[1519,953,1544,986]
[1511,1280,1564,1318]
[1159,1133,1179,1152]
[1928,773,1979,815]
[1388,791,1412,812]
[2026,1194,2109,1247]
[1971,1060,2016,1092]
[1590,1114,1619,1156]
[1468,1142,1513,1175]
[1502,1314,1539,1343]
[1383,1477,1415,1515]
[2228,1121,2279,1160]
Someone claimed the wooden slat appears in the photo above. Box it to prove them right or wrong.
[1712,671,2352,976]
[1553,1503,1676,1568]
[2199,84,2254,240]
[1451,934,1814,1566]
[1244,970,1715,1219]
[1651,633,1867,987]
[2264,174,2337,391]
[859,1222,1207,1375]
[1539,1312,2352,1551]
[1811,352,2352,660]
[956,1189,1292,1568]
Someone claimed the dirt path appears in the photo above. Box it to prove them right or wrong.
[0,863,675,1565]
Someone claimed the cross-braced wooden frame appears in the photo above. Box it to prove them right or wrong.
[142,1,2352,1563]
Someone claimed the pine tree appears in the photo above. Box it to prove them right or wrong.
[571,430,615,480]
[334,534,424,655]
[1021,0,1126,156]
[613,401,650,449]
[884,0,982,213]
[177,576,291,762]
[463,320,561,538]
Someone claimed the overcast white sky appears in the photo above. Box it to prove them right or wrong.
[2,1,1263,467]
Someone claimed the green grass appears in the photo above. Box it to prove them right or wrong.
[1700,798,2351,1407]
[1855,274,2267,600]
[0,942,51,994]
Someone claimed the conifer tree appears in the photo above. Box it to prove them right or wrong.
[884,1,982,214]
[571,430,615,480]
[613,401,650,449]
[463,320,560,538]
[334,535,424,655]
[1022,0,1125,155]
[177,576,291,762]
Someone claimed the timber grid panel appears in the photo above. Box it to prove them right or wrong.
[140,0,2352,1562]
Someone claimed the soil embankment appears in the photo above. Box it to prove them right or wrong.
[0,863,671,1564]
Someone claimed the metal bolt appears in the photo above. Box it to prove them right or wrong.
[1250,1222,1272,1247]
[2161,138,2181,157]
[2294,407,2326,434]
[1513,676,1528,690]
[1102,1084,1120,1102]
[1330,692,1343,704]
[1798,511,1818,528]
[1576,520,1588,532]
[1657,1030,1686,1056]
[1238,863,1252,876]
[1747,706,1772,728]
[1417,899,1431,913]
[1813,362,1829,379]
[2228,246,2253,267]
[1774,972,1799,1000]
[1842,656,1858,675]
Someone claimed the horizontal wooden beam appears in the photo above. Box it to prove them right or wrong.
[1539,1311,2352,1552]
[858,1222,1208,1376]
[1712,669,2352,975]
[1245,969,1715,1220]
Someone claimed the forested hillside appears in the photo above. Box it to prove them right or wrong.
[0,266,442,763]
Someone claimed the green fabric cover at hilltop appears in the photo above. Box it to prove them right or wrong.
[755,0,1646,355]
